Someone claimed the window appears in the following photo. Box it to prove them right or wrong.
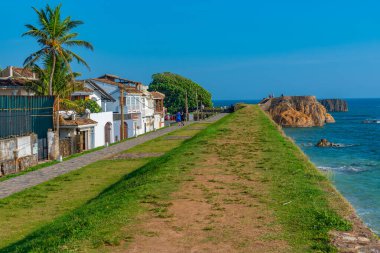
[126,96,130,108]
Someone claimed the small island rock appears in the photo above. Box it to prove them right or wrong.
[259,96,335,127]
[320,99,348,112]
[316,139,342,147]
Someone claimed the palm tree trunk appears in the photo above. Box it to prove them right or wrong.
[49,53,56,96]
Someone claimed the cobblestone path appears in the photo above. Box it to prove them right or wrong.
[0,114,227,199]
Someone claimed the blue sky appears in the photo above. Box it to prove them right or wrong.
[1,0,380,99]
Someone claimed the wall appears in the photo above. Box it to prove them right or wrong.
[0,134,38,176]
[113,119,136,141]
[90,111,114,147]
[154,114,165,129]
[89,92,102,108]
[47,130,59,160]
[90,81,119,112]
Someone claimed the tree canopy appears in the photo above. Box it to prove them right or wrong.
[149,72,212,114]
[23,4,93,96]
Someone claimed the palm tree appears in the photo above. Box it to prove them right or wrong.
[23,4,93,95]
[29,56,81,97]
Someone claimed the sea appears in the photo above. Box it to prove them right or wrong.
[214,98,380,235]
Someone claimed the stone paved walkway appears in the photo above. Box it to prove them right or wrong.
[0,114,227,199]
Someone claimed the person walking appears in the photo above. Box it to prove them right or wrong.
[176,111,182,126]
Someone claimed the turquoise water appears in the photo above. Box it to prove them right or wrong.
[214,99,380,234]
[284,99,380,234]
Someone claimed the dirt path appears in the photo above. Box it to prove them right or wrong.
[108,106,380,253]
[118,108,289,253]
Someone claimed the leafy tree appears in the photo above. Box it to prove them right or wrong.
[74,99,102,113]
[60,99,101,114]
[23,4,93,95]
[149,72,212,114]
[29,56,81,97]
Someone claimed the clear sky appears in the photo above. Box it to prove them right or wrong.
[1,0,380,99]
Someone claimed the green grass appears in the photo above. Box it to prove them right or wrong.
[225,106,351,252]
[0,115,227,252]
[0,107,353,252]
[0,123,207,251]
[0,160,59,183]
[0,146,106,183]
[255,108,351,252]
[0,124,181,183]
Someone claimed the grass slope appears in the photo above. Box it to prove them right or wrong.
[1,121,221,252]
[0,124,206,251]
[1,107,352,252]
[237,106,351,251]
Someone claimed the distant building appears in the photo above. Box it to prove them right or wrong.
[0,66,37,95]
[87,74,165,141]
[59,116,98,152]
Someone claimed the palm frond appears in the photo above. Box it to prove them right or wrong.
[64,40,94,50]
[59,33,78,43]
[23,48,48,67]
[64,49,90,70]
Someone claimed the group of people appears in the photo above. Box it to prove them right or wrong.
[176,111,186,126]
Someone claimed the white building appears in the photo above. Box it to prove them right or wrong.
[89,111,114,147]
[59,116,98,152]
[87,74,165,141]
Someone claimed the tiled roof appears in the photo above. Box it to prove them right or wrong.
[71,86,94,96]
[150,91,165,99]
[12,67,35,79]
[0,78,29,87]
[60,117,98,127]
[92,78,122,87]
[85,80,116,102]
[92,78,143,94]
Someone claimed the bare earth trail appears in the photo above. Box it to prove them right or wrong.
[0,117,224,199]
[3,107,379,252]
[114,107,290,253]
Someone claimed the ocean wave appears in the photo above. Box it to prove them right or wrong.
[318,166,368,173]
[301,143,358,148]
[332,143,358,148]
[362,119,380,124]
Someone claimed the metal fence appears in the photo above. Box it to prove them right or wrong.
[0,96,55,140]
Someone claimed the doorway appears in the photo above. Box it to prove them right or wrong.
[105,122,112,144]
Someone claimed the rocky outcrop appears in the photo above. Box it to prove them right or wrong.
[316,139,342,147]
[320,99,348,112]
[260,96,335,127]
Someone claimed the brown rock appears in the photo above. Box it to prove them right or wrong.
[260,96,336,127]
[320,99,349,112]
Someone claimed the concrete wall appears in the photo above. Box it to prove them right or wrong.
[48,130,59,160]
[113,119,136,141]
[0,134,38,176]
[90,112,114,147]
[90,81,119,112]
[154,114,165,129]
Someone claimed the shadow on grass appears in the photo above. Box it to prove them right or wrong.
[0,114,231,253]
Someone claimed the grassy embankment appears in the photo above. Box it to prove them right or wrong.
[0,123,206,251]
[0,124,176,183]
[1,106,352,252]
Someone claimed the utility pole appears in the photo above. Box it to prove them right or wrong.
[185,90,189,121]
[120,89,124,140]
[56,95,60,134]
[195,90,199,121]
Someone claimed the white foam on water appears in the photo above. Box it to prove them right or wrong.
[318,165,367,173]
